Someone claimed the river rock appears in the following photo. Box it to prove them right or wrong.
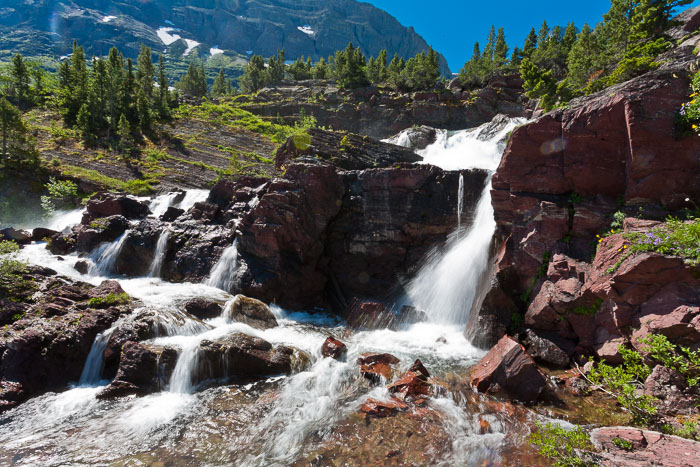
[321,337,347,359]
[1,227,31,245]
[97,342,177,399]
[591,427,700,466]
[72,215,130,254]
[184,298,223,320]
[387,359,432,402]
[88,280,126,299]
[227,295,278,330]
[358,353,400,382]
[195,333,304,383]
[469,335,547,402]
[360,397,409,417]
[31,227,58,242]
[83,192,150,222]
[643,365,696,416]
[521,329,574,368]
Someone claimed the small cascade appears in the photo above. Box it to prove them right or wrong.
[205,240,238,291]
[148,230,170,278]
[177,189,209,211]
[168,342,201,394]
[149,192,180,218]
[79,327,116,385]
[46,208,84,233]
[88,232,130,276]
[457,173,464,231]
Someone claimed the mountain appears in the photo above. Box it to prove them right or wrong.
[0,0,451,75]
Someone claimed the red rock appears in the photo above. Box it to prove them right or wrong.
[88,280,126,299]
[469,335,547,402]
[321,337,347,359]
[83,192,150,222]
[358,353,400,382]
[591,427,700,466]
[360,397,408,417]
[387,368,432,401]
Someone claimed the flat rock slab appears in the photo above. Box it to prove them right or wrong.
[591,426,700,467]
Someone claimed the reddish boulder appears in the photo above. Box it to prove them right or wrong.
[469,335,547,402]
[357,353,400,382]
[321,337,347,359]
[643,365,696,416]
[360,397,409,417]
[591,427,700,467]
[88,280,126,299]
[387,359,432,401]
[83,192,150,222]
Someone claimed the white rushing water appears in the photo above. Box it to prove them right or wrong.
[148,230,170,277]
[0,117,539,466]
[206,240,239,291]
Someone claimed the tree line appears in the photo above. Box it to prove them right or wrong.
[239,43,442,93]
[459,0,693,110]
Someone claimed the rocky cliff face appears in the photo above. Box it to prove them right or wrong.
[467,12,700,361]
[0,0,450,74]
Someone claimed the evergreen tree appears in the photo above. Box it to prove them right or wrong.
[76,103,92,143]
[117,113,131,151]
[562,22,578,54]
[9,54,30,105]
[106,47,126,139]
[265,49,285,84]
[157,55,170,118]
[567,23,602,90]
[136,44,155,102]
[312,58,330,79]
[137,88,151,133]
[387,52,404,86]
[177,60,208,97]
[377,49,389,82]
[0,96,36,166]
[522,27,538,58]
[335,43,369,89]
[239,55,266,92]
[520,58,559,110]
[211,68,229,96]
[494,27,509,68]
[482,25,496,71]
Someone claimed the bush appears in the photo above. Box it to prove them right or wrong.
[0,240,33,300]
[624,217,700,265]
[529,422,597,467]
[40,177,79,215]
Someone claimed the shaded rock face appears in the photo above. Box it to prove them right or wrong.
[591,427,700,467]
[195,333,306,384]
[98,342,177,399]
[0,275,134,412]
[469,335,547,402]
[470,31,700,352]
[83,192,150,223]
[49,215,129,256]
[184,298,222,320]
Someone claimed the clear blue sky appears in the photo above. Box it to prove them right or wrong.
[366,0,700,71]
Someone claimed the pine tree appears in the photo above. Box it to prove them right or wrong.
[211,68,228,96]
[494,27,509,68]
[567,23,602,90]
[136,44,155,102]
[137,88,151,133]
[157,55,170,118]
[106,47,126,139]
[117,113,131,151]
[0,96,37,167]
[482,25,496,69]
[377,49,388,82]
[76,103,92,143]
[312,58,330,79]
[239,55,266,92]
[10,54,30,105]
[523,27,538,58]
[177,61,208,97]
[0,97,21,162]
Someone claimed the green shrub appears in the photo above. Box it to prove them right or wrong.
[529,422,597,467]
[624,217,700,265]
[0,240,33,299]
[41,177,79,215]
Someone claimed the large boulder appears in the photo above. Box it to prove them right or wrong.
[321,337,347,359]
[83,192,150,222]
[591,427,700,467]
[469,335,547,402]
[184,298,223,320]
[226,295,278,330]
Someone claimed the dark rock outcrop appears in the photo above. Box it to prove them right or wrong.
[83,192,150,223]
[98,342,177,399]
[469,335,547,402]
[184,298,223,320]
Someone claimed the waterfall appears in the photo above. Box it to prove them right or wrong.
[88,232,130,276]
[406,116,526,325]
[177,189,209,211]
[168,342,201,394]
[79,327,117,385]
[149,192,180,218]
[205,240,238,291]
[148,230,170,278]
[457,173,464,231]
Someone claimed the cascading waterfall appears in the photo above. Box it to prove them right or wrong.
[88,231,130,276]
[147,230,170,278]
[149,192,180,218]
[457,173,464,231]
[0,116,547,467]
[406,116,526,325]
[206,240,239,291]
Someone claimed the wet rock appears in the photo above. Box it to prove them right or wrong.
[160,206,184,222]
[591,427,700,466]
[0,227,31,245]
[31,227,58,242]
[387,359,432,401]
[521,329,574,368]
[469,335,547,402]
[344,301,393,329]
[184,298,223,320]
[227,295,278,330]
[74,260,89,274]
[321,337,347,359]
[0,381,26,412]
[88,280,126,299]
[360,397,409,417]
[385,126,438,150]
[196,333,303,382]
[83,192,150,222]
[98,342,177,398]
[73,215,130,253]
[358,353,400,382]
[0,300,30,326]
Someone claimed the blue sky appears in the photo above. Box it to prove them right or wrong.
[366,0,700,71]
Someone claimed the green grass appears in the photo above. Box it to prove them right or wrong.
[624,217,700,266]
[88,293,131,308]
[60,165,154,195]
